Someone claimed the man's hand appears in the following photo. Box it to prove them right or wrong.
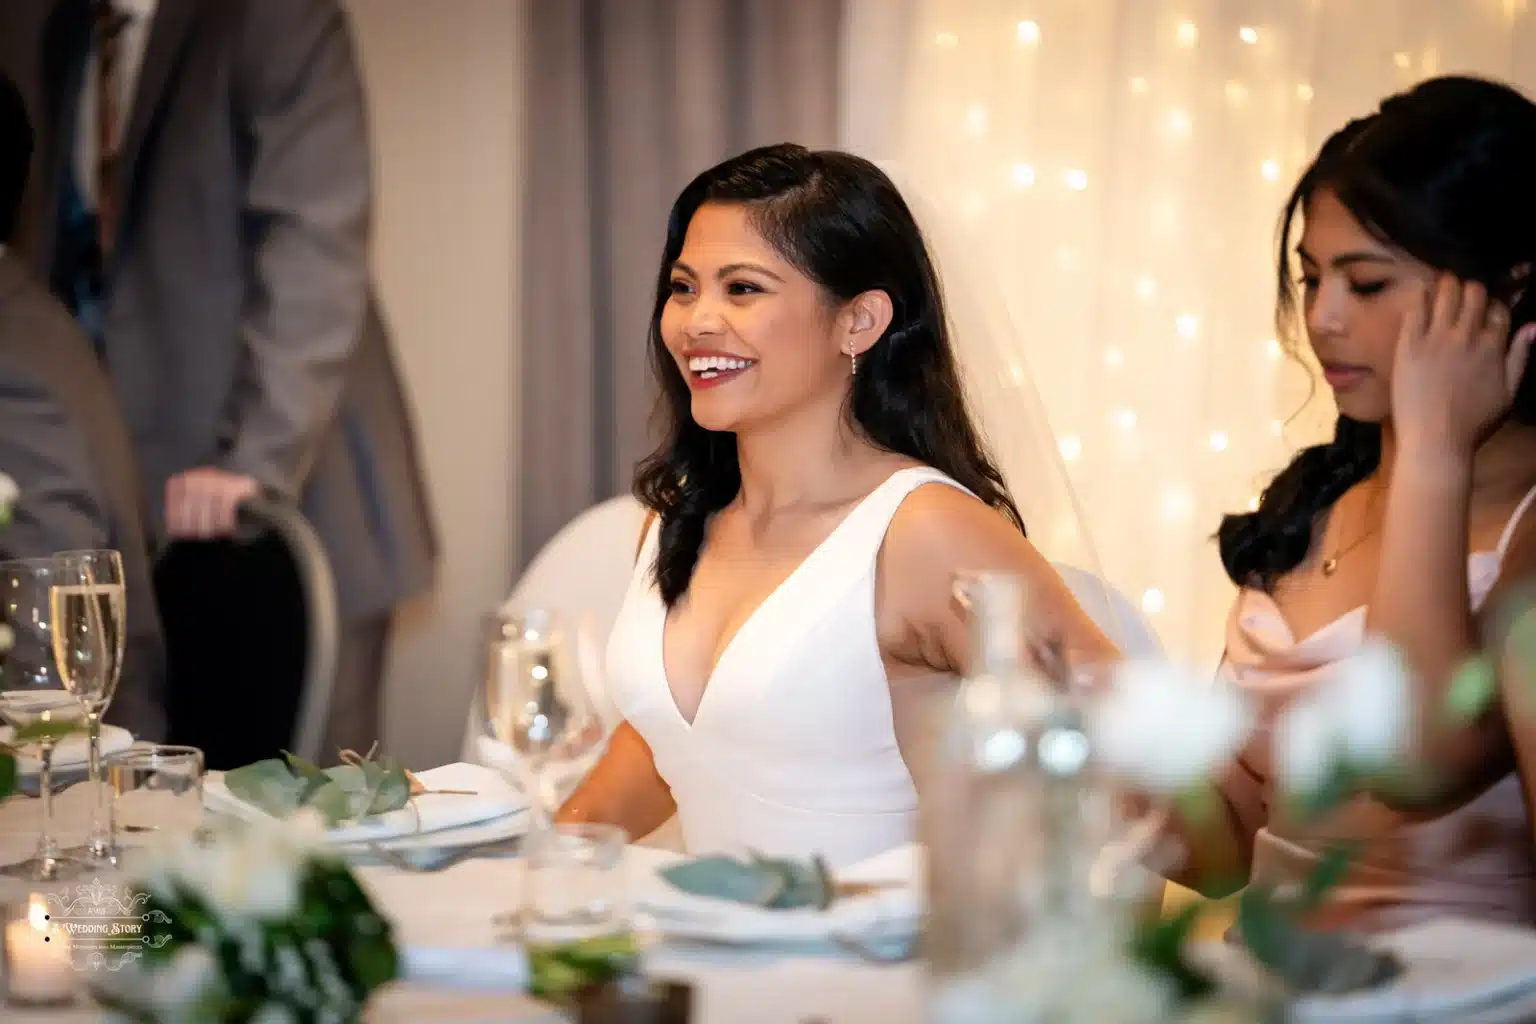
[165,468,261,540]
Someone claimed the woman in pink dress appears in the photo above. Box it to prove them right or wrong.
[1171,75,1536,931]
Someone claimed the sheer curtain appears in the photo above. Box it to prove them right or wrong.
[842,0,1536,662]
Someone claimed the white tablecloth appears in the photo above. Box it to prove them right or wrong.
[0,783,915,1023]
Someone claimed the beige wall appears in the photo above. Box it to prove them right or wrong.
[346,0,526,769]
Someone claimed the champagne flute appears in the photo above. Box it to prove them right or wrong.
[53,549,125,865]
[478,610,606,829]
[0,557,92,881]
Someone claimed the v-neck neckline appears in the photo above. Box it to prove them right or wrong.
[656,468,922,730]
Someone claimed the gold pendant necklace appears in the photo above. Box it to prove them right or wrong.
[1320,485,1384,577]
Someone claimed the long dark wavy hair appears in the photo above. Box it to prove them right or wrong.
[634,143,1022,606]
[1219,75,1536,592]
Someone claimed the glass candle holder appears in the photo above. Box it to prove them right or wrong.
[3,893,76,1007]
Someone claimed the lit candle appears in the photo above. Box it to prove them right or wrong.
[4,895,74,1005]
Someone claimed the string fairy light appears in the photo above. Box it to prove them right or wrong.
[1238,26,1258,44]
[1016,20,1040,46]
[1059,435,1083,461]
[1176,21,1198,47]
[1010,163,1037,188]
[1064,168,1089,191]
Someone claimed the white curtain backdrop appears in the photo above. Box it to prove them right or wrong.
[841,0,1536,663]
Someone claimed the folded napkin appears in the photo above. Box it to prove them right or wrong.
[204,762,526,844]
[402,945,531,991]
[0,723,134,773]
[634,842,921,945]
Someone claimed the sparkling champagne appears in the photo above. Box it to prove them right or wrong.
[49,582,125,711]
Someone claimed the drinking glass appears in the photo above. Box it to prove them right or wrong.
[521,822,628,941]
[52,550,125,865]
[105,745,204,842]
[0,557,93,881]
[477,609,606,827]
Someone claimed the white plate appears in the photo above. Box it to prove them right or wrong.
[634,843,921,946]
[335,808,530,856]
[1290,918,1536,1022]
[0,723,135,773]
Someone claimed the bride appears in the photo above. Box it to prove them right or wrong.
[555,143,1117,867]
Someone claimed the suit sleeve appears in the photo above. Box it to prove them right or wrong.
[0,362,110,560]
[220,0,372,498]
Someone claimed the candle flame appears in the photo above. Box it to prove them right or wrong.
[26,894,49,931]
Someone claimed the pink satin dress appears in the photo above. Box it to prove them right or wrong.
[1216,484,1536,931]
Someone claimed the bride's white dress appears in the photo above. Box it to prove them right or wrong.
[605,466,970,868]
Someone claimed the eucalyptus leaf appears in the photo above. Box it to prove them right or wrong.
[282,750,330,800]
[226,750,415,826]
[305,781,356,826]
[1299,842,1357,910]
[223,759,305,818]
[1237,886,1292,973]
[1129,904,1215,1002]
[659,855,787,907]
[1446,655,1499,724]
[1292,758,1357,820]
[1239,883,1401,995]
[367,758,411,816]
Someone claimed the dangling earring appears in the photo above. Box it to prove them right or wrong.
[848,349,858,376]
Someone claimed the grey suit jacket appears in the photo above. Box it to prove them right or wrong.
[13,0,437,621]
[0,252,165,739]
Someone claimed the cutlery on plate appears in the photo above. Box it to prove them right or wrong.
[361,835,524,872]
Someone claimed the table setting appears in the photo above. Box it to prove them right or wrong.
[3,567,1536,1020]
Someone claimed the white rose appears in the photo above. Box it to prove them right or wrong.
[1272,687,1337,796]
[190,835,302,922]
[1332,642,1413,769]
[1089,659,1257,793]
[1272,640,1414,799]
[0,472,18,512]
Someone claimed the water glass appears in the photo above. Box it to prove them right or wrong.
[105,745,204,841]
[521,823,628,941]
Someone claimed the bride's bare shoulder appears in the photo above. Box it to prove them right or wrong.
[881,482,1040,579]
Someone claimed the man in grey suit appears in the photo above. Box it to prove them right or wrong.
[7,0,437,756]
[0,71,163,739]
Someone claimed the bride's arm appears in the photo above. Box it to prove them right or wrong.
[878,484,1118,802]
[555,721,678,838]
[876,483,1119,675]
[554,509,678,838]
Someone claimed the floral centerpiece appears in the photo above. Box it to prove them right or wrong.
[1086,624,1512,1018]
[90,808,400,1023]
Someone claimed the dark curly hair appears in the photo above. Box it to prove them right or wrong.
[1219,75,1536,592]
[635,143,1022,606]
